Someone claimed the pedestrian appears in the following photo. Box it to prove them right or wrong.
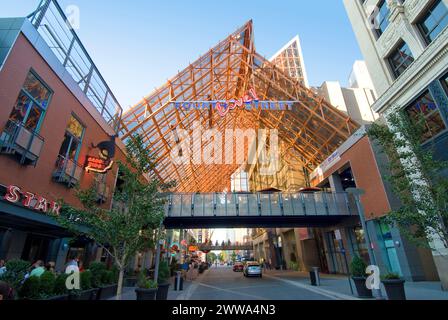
[30,260,45,277]
[45,261,56,273]
[0,281,14,300]
[78,261,85,272]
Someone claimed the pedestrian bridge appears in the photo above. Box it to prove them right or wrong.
[163,192,359,229]
[198,243,254,251]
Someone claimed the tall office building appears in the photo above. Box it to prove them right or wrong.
[344,0,448,289]
[270,35,309,88]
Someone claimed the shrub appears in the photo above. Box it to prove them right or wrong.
[158,261,170,284]
[350,255,367,278]
[39,271,56,297]
[89,262,106,288]
[54,273,69,295]
[101,270,114,285]
[0,259,31,292]
[383,272,401,280]
[289,262,300,271]
[19,276,40,300]
[80,270,92,290]
[137,272,157,289]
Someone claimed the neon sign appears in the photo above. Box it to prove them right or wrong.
[85,156,114,174]
[4,185,61,215]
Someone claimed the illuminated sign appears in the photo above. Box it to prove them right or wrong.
[188,245,199,252]
[85,157,114,174]
[86,135,117,174]
[173,88,297,118]
[4,185,61,215]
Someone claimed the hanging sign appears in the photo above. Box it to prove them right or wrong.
[85,135,117,174]
[85,157,114,174]
[3,185,61,215]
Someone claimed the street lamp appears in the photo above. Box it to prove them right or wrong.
[346,188,383,299]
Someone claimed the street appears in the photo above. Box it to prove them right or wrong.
[179,266,333,300]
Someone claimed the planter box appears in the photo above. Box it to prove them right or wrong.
[352,277,373,298]
[156,283,170,300]
[97,284,118,300]
[382,279,406,300]
[136,288,157,301]
[70,288,99,301]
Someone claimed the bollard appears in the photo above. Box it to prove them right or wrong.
[310,267,321,286]
[313,267,321,286]
[174,271,184,291]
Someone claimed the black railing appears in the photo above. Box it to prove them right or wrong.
[52,155,83,188]
[0,120,45,166]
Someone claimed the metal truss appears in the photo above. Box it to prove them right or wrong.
[120,21,359,192]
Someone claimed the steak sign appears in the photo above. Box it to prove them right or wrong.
[4,185,61,216]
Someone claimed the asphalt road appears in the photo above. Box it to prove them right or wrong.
[184,266,332,300]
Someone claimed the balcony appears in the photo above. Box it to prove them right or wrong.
[0,120,44,166]
[52,155,83,188]
[95,181,110,204]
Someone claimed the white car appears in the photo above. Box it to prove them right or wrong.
[243,262,262,278]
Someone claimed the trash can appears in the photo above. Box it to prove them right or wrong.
[310,267,320,286]
[174,271,184,291]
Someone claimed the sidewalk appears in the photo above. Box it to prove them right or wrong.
[264,269,448,300]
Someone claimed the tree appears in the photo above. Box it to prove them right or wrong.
[230,252,237,263]
[208,252,217,263]
[56,134,173,298]
[368,112,448,250]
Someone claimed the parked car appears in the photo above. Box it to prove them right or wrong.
[243,262,262,278]
[233,262,244,272]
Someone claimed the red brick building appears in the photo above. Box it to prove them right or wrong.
[0,8,126,271]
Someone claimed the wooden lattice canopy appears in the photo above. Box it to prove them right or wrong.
[120,21,359,192]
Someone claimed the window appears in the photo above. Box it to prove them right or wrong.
[370,0,390,38]
[58,115,85,162]
[8,71,52,132]
[405,91,447,142]
[388,41,414,78]
[418,0,448,45]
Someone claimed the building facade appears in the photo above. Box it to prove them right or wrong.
[269,35,309,88]
[315,61,379,125]
[310,126,438,280]
[0,10,125,272]
[344,0,448,288]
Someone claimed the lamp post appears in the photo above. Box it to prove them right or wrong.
[346,188,383,299]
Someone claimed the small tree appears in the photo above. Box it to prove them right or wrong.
[368,112,448,250]
[56,134,173,298]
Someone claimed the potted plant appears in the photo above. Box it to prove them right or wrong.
[97,270,118,300]
[382,273,406,300]
[349,255,372,298]
[156,261,170,300]
[70,270,98,300]
[90,262,117,300]
[50,273,70,300]
[135,272,157,301]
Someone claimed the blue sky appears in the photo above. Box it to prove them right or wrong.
[1,0,363,110]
